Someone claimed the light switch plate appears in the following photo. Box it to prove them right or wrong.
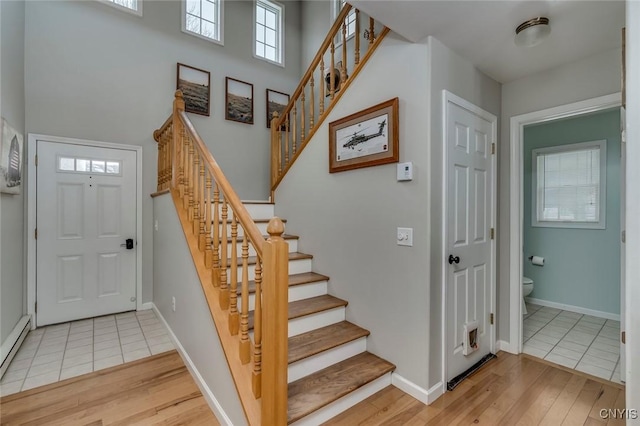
[397,227,413,246]
[397,162,413,181]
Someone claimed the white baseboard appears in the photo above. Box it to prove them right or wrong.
[151,304,233,426]
[525,297,620,321]
[391,373,429,404]
[496,340,517,354]
[390,373,444,405]
[1,316,31,379]
[139,302,153,311]
[426,381,444,404]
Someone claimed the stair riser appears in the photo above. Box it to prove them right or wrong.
[224,238,298,257]
[213,203,275,220]
[226,258,312,281]
[289,373,392,426]
[288,307,346,338]
[288,337,367,383]
[238,281,328,311]
[249,306,346,341]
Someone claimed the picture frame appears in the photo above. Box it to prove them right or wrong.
[329,97,399,173]
[176,63,211,116]
[225,77,254,125]
[0,118,23,194]
[266,89,290,129]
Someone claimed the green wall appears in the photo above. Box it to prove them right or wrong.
[523,109,621,315]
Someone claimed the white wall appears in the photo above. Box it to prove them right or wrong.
[1,0,26,343]
[426,37,502,388]
[301,0,331,70]
[625,0,640,416]
[153,194,246,426]
[276,33,432,390]
[499,48,622,344]
[24,0,302,303]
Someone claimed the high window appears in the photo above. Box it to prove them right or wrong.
[183,0,223,44]
[334,0,356,42]
[254,0,284,66]
[532,140,607,229]
[102,0,142,16]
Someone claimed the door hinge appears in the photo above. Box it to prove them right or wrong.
[35,228,38,239]
[35,155,38,166]
[490,313,494,325]
[622,331,626,344]
[35,302,37,313]
[491,143,496,155]
[622,230,626,243]
[490,228,495,240]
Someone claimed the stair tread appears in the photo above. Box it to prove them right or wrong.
[288,321,370,364]
[248,295,347,330]
[287,352,396,423]
[238,272,330,295]
[228,252,312,267]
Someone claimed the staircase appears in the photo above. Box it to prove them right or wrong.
[152,3,393,424]
[241,203,395,425]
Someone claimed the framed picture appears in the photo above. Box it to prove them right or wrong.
[329,97,399,173]
[0,118,23,194]
[225,77,254,125]
[266,89,290,129]
[177,63,211,116]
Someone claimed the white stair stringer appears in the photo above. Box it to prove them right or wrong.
[289,373,392,426]
[288,336,367,383]
[239,280,328,311]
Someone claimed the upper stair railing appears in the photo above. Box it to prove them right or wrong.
[270,3,389,193]
[154,92,289,425]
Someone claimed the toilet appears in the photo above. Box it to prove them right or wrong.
[522,277,534,314]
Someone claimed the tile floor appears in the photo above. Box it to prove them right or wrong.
[523,303,623,384]
[0,310,174,397]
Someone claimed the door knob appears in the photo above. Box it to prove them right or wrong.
[448,254,460,265]
[120,238,134,250]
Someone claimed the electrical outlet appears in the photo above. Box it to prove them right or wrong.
[397,227,413,246]
[172,297,176,312]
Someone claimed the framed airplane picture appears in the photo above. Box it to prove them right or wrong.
[328,97,399,173]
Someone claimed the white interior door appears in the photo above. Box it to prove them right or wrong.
[444,92,496,382]
[36,141,137,326]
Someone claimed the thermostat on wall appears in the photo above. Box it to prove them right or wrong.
[397,162,413,181]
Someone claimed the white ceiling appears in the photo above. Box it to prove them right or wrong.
[350,1,625,83]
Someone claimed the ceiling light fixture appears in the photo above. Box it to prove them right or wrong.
[514,17,551,48]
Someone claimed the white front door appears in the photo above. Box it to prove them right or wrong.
[444,92,496,382]
[36,141,138,326]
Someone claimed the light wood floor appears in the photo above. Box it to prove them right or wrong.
[1,350,625,425]
[323,351,626,426]
[0,350,219,426]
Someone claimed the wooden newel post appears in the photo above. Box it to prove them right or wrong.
[270,111,280,190]
[173,90,186,190]
[262,217,289,425]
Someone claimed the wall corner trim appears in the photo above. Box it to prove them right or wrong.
[496,340,517,355]
[391,373,444,405]
[151,303,233,426]
[140,302,153,311]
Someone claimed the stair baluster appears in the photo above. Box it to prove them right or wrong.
[252,259,263,398]
[229,214,239,335]
[219,197,229,310]
[212,182,221,287]
[205,170,213,268]
[198,162,206,251]
[240,233,251,364]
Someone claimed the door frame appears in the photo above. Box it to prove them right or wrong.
[26,134,143,328]
[507,93,621,354]
[441,90,498,385]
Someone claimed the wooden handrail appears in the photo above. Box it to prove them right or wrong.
[178,108,265,256]
[270,3,390,193]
